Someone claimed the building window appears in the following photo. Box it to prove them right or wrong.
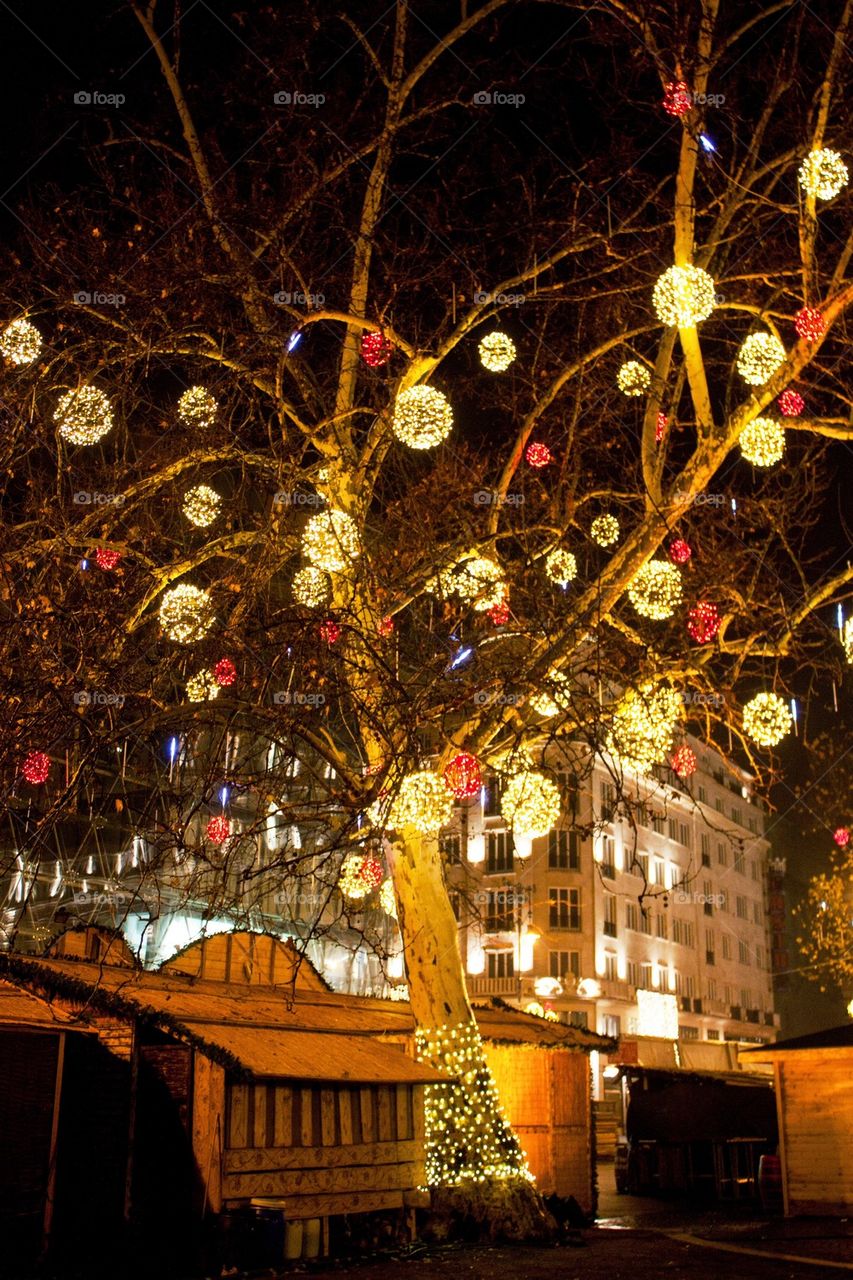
[652,858,666,886]
[603,894,618,937]
[651,810,666,835]
[637,851,649,881]
[683,973,695,998]
[731,806,742,826]
[549,886,581,930]
[703,879,714,915]
[679,1025,700,1041]
[601,836,616,879]
[658,963,671,991]
[602,1013,621,1037]
[707,977,717,1000]
[626,902,639,931]
[604,952,618,981]
[707,1028,720,1040]
[487,951,514,979]
[450,891,461,920]
[722,934,732,960]
[698,784,707,803]
[739,939,751,965]
[673,918,694,947]
[600,780,617,820]
[753,901,762,925]
[627,960,640,987]
[736,895,748,920]
[717,841,728,866]
[548,829,580,870]
[483,777,501,816]
[549,950,580,980]
[485,890,514,932]
[639,909,652,935]
[715,797,725,814]
[440,834,461,864]
[679,822,690,848]
[705,928,715,966]
[486,831,513,874]
[569,1011,588,1029]
[656,913,668,940]
[751,859,759,882]
[668,817,679,842]
[701,834,711,867]
[640,962,653,989]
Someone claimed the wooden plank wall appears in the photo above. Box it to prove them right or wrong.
[777,1055,853,1215]
[220,1080,425,1218]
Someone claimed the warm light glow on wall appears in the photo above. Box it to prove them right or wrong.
[466,834,485,864]
[466,939,485,975]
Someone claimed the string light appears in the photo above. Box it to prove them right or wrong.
[834,828,850,848]
[55,386,114,445]
[392,386,453,449]
[628,560,683,619]
[500,769,561,839]
[478,332,516,372]
[778,390,804,417]
[388,770,454,835]
[652,265,716,327]
[525,1001,546,1019]
[292,565,330,607]
[843,618,853,665]
[525,442,552,468]
[214,657,237,687]
[443,753,482,799]
[302,508,360,571]
[452,556,507,611]
[606,681,682,775]
[656,412,668,442]
[186,669,219,702]
[319,619,341,645]
[95,548,121,570]
[529,670,572,718]
[739,417,785,467]
[742,692,793,747]
[380,877,398,918]
[737,332,786,386]
[339,854,376,903]
[378,615,395,637]
[416,1021,533,1186]
[183,484,221,527]
[159,583,215,643]
[798,149,848,200]
[206,816,231,845]
[671,745,697,779]
[687,601,720,644]
[22,751,50,784]
[794,307,825,342]
[1,318,42,365]
[617,361,651,396]
[662,81,692,117]
[668,538,692,565]
[178,386,218,428]
[591,514,620,547]
[545,548,577,585]
[360,331,393,367]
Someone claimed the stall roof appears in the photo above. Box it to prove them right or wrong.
[0,981,92,1033]
[741,1023,853,1061]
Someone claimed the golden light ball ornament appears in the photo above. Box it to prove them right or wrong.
[617,360,651,397]
[844,618,853,665]
[54,385,114,445]
[628,559,683,619]
[529,669,571,718]
[742,692,793,747]
[591,514,620,547]
[1,317,42,365]
[545,547,578,585]
[292,565,330,607]
[606,681,682,775]
[182,483,222,528]
[739,417,785,467]
[452,555,507,611]
[500,769,561,839]
[388,770,455,836]
[798,149,848,201]
[302,508,360,572]
[177,386,218,428]
[339,854,376,904]
[478,331,516,372]
[186,668,220,702]
[159,582,215,644]
[652,265,716,327]
[737,332,786,386]
[392,385,453,449]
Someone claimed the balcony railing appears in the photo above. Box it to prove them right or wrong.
[467,976,518,996]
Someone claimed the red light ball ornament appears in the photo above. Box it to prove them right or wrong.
[359,855,383,891]
[95,548,121,570]
[319,619,341,645]
[777,390,804,418]
[687,601,720,644]
[214,657,237,687]
[794,308,825,342]
[656,412,668,443]
[360,332,393,368]
[206,816,231,845]
[526,442,552,469]
[378,616,395,637]
[22,751,50,784]
[488,600,511,626]
[663,81,692,117]
[669,538,692,565]
[443,752,482,799]
[671,745,697,779]
[833,827,849,848]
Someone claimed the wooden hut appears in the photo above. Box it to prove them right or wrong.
[742,1025,853,1216]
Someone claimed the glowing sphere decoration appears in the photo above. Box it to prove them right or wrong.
[833,827,849,848]
[453,556,507,611]
[378,615,395,637]
[671,745,697,779]
[656,412,668,442]
[206,816,231,845]
[652,265,716,327]
[95,547,121,570]
[500,769,561,840]
[591,514,620,547]
[742,692,793,747]
[319,619,341,645]
[443,753,482,799]
[628,560,683,619]
[22,751,50,784]
[662,80,692,117]
[617,360,651,397]
[186,668,219,702]
[339,854,382,902]
[178,386,217,428]
[794,307,825,342]
[388,770,454,835]
[488,599,510,626]
[478,331,517,372]
[0,317,42,365]
[380,877,398,918]
[302,508,360,572]
[360,331,393,367]
[529,670,571,718]
[545,548,577,585]
[159,583,215,644]
[606,682,682,775]
[214,657,237,687]
[525,442,552,468]
[54,385,114,446]
[798,148,848,200]
[668,538,692,565]
[687,601,720,644]
[777,390,804,417]
[737,332,786,386]
[845,618,853,665]
[392,385,453,449]
[183,484,222,528]
[292,565,330,607]
[739,417,785,467]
